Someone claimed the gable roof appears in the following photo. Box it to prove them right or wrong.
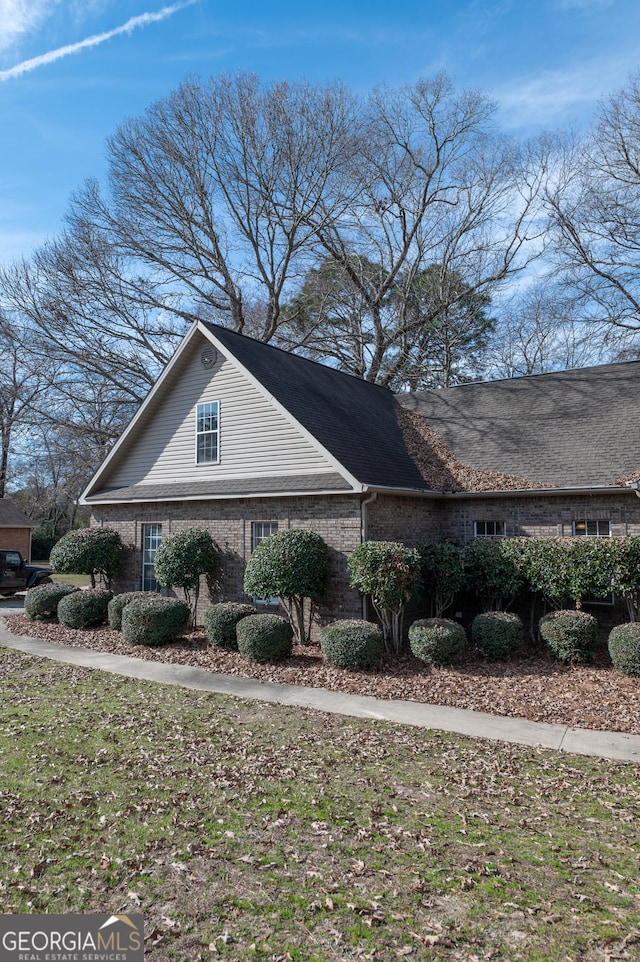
[0,498,33,528]
[398,360,640,489]
[203,322,429,492]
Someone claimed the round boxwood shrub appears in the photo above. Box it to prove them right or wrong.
[57,588,113,629]
[409,618,467,666]
[539,609,598,664]
[203,602,257,650]
[121,596,191,647]
[472,611,525,661]
[24,582,79,621]
[236,614,294,663]
[607,623,640,677]
[108,591,161,630]
[320,620,384,671]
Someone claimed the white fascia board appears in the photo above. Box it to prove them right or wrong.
[198,322,364,493]
[80,321,201,503]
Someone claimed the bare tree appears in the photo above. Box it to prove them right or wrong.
[0,312,50,498]
[488,281,613,378]
[545,75,640,336]
[302,75,549,384]
[72,74,360,342]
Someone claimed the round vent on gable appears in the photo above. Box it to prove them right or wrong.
[201,346,217,369]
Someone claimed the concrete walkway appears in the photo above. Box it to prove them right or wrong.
[1,605,639,764]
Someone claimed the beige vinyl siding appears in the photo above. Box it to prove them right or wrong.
[106,336,336,487]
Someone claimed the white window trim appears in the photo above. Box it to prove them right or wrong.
[142,523,162,591]
[572,519,611,538]
[473,520,506,538]
[195,400,220,465]
[251,521,279,606]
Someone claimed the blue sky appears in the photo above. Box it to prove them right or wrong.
[1,0,639,263]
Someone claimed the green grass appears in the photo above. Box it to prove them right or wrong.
[48,571,92,587]
[0,647,639,961]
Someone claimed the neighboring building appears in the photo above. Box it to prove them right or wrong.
[80,321,640,627]
[0,498,35,561]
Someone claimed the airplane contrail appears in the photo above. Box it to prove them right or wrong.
[0,0,197,81]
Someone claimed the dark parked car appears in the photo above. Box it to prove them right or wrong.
[0,550,51,596]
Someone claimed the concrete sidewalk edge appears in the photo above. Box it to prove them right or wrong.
[1,624,639,763]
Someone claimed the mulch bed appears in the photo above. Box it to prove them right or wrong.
[3,614,640,735]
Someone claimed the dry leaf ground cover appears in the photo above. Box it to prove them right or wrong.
[1,648,639,962]
[5,614,640,735]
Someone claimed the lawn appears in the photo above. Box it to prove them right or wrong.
[0,647,638,962]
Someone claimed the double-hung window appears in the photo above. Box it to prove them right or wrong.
[196,401,219,464]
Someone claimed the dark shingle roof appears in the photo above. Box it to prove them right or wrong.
[398,361,640,488]
[0,498,33,528]
[205,322,430,491]
[85,473,352,503]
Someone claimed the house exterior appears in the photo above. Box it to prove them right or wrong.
[81,321,640,628]
[0,498,34,561]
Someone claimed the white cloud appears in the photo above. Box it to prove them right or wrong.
[0,0,197,81]
[0,0,63,52]
[493,59,635,129]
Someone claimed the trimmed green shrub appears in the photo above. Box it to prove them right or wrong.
[153,528,220,624]
[203,602,257,650]
[107,591,161,630]
[409,618,467,666]
[463,539,524,612]
[419,542,465,617]
[320,620,384,671]
[472,611,525,661]
[236,614,294,663]
[348,541,421,655]
[57,589,113,629]
[607,624,640,677]
[244,529,329,644]
[24,582,79,621]
[539,609,598,664]
[121,596,191,647]
[49,527,124,589]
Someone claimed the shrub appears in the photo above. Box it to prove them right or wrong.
[236,614,294,663]
[49,527,124,589]
[24,582,79,621]
[320,620,384,671]
[57,589,113,629]
[463,539,524,611]
[153,528,220,624]
[419,542,465,617]
[608,623,640,677]
[348,541,421,655]
[472,611,525,661]
[539,609,598,664]
[244,529,329,644]
[108,591,160,630]
[409,618,467,666]
[204,602,257,650]
[121,596,191,647]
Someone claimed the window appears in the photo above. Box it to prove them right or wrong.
[142,524,162,591]
[196,401,219,464]
[251,521,278,605]
[474,520,506,538]
[573,520,611,537]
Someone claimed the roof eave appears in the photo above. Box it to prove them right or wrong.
[442,484,638,499]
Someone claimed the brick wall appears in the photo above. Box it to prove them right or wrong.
[92,494,365,634]
[0,528,31,560]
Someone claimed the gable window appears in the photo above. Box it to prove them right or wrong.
[474,520,506,538]
[142,523,162,591]
[251,521,279,605]
[573,520,611,537]
[196,401,219,464]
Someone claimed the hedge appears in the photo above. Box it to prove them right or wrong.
[203,602,257,650]
[607,623,640,677]
[472,611,524,661]
[236,614,294,663]
[539,609,598,664]
[57,589,113,629]
[121,596,191,646]
[108,591,160,630]
[409,618,467,666]
[320,620,384,671]
[24,583,79,621]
